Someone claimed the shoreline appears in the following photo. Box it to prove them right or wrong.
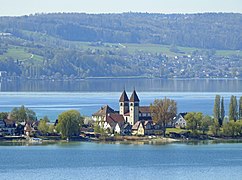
[1,76,241,82]
[1,136,242,146]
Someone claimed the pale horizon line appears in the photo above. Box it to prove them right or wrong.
[1,11,241,17]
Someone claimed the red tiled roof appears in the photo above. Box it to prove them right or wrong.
[107,113,125,123]
[124,112,130,116]
[92,105,115,116]
[139,106,151,113]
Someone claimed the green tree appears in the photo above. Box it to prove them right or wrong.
[150,98,177,137]
[200,115,212,134]
[229,95,238,121]
[220,97,225,125]
[239,96,242,120]
[185,112,203,134]
[10,105,36,122]
[94,122,101,134]
[0,112,8,120]
[37,119,49,135]
[48,124,55,134]
[213,95,220,123]
[42,115,50,122]
[223,121,242,137]
[93,122,106,135]
[210,119,220,136]
[57,110,84,139]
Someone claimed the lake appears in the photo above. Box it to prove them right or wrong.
[0,79,241,179]
[0,79,241,120]
[0,91,242,121]
[0,141,242,180]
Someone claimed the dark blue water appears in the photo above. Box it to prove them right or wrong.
[0,142,242,179]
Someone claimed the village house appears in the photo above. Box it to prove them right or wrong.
[132,120,162,136]
[172,113,187,128]
[0,119,16,136]
[24,123,36,137]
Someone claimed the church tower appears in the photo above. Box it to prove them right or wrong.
[129,90,140,125]
[119,90,129,116]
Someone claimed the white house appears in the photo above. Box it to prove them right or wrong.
[173,113,187,128]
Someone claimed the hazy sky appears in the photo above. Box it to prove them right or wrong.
[0,0,242,16]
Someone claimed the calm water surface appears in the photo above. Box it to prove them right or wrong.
[0,92,242,120]
[0,79,241,92]
[0,79,241,179]
[0,79,241,120]
[0,142,242,180]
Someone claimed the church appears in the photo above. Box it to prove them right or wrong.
[119,90,152,125]
[92,90,155,135]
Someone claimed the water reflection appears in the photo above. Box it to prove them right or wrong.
[0,79,241,92]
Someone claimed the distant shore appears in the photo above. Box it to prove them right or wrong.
[1,76,241,82]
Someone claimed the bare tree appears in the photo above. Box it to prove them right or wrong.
[150,98,177,137]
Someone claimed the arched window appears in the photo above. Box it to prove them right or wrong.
[120,103,123,106]
[130,103,133,106]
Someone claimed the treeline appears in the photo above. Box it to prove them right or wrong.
[0,105,83,139]
[179,96,242,138]
[0,13,242,50]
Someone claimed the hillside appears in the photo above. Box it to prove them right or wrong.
[0,13,241,79]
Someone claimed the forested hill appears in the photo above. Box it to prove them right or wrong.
[0,13,241,79]
[0,13,242,50]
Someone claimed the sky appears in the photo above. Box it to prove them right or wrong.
[0,0,242,16]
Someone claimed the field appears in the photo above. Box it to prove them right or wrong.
[0,45,44,62]
[0,35,241,63]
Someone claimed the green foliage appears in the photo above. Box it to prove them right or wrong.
[220,97,225,125]
[1,13,241,49]
[42,115,50,122]
[94,122,106,135]
[37,119,49,135]
[0,112,8,120]
[229,95,238,121]
[185,112,203,133]
[200,115,213,134]
[94,122,101,134]
[239,97,242,120]
[213,95,221,125]
[210,119,220,136]
[10,105,36,122]
[57,110,84,139]
[166,128,188,134]
[48,124,55,134]
[0,13,241,79]
[223,121,242,137]
[150,98,177,137]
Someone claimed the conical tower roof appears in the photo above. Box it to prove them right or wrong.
[130,90,140,102]
[119,90,129,102]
